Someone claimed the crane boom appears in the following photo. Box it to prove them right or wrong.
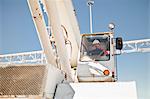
[27,0,56,66]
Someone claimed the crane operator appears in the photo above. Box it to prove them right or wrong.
[88,39,110,61]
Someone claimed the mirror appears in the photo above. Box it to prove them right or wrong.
[116,37,123,50]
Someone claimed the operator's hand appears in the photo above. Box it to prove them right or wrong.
[104,50,110,55]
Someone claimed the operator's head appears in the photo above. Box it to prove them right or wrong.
[92,39,100,45]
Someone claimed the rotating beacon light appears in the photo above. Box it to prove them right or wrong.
[108,23,115,31]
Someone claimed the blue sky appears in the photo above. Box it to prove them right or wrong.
[149,1,150,98]
[0,0,150,99]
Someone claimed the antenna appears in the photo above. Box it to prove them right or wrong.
[87,0,94,33]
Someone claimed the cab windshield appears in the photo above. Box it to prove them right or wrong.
[80,34,110,61]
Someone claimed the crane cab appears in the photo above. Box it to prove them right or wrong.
[77,32,118,82]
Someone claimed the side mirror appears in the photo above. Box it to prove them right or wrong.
[116,37,123,50]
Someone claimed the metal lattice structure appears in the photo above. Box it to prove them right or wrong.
[122,39,150,54]
[0,51,46,65]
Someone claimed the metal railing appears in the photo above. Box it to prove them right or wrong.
[0,51,46,65]
[122,39,150,54]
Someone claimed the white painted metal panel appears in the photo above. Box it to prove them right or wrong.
[70,81,137,99]
[43,0,73,80]
[64,0,81,46]
[56,0,79,67]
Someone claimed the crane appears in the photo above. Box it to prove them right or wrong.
[0,0,149,99]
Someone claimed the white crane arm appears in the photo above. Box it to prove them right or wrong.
[27,0,56,66]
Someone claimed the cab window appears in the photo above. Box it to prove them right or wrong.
[80,34,110,61]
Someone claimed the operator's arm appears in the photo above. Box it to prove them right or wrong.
[89,48,104,56]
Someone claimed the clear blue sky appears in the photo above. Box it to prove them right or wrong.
[0,0,150,99]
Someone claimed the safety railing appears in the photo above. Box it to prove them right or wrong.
[0,51,46,65]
